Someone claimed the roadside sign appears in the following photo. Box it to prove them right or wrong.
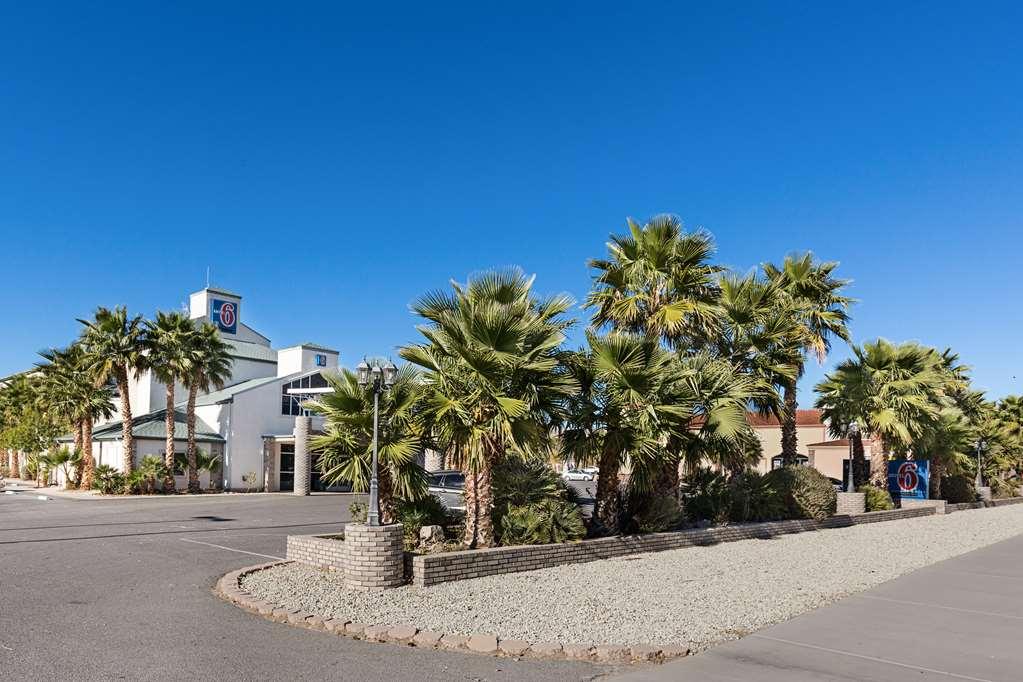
[887,459,929,501]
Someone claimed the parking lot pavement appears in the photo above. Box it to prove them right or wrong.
[0,491,606,681]
[613,532,1023,682]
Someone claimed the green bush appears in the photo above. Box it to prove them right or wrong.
[990,477,1020,500]
[625,493,684,533]
[395,495,452,551]
[492,458,580,544]
[857,484,894,511]
[729,471,785,522]
[680,467,732,523]
[941,474,976,503]
[764,465,837,520]
[348,500,368,523]
[498,498,586,545]
[92,464,124,495]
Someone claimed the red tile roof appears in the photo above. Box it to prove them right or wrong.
[806,439,849,447]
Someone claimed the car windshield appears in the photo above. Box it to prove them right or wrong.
[444,473,465,487]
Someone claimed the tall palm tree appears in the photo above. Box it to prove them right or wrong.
[560,335,764,532]
[586,214,722,348]
[401,268,577,548]
[182,322,231,493]
[79,306,145,475]
[815,339,947,486]
[307,364,429,523]
[763,254,853,464]
[996,395,1023,477]
[144,311,197,493]
[36,344,115,489]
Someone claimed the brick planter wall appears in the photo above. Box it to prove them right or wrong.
[286,534,346,570]
[947,496,1023,512]
[411,507,936,587]
[836,492,866,515]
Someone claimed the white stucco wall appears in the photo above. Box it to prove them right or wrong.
[276,346,339,377]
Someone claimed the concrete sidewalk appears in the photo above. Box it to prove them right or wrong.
[614,532,1023,682]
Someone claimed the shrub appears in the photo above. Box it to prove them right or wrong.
[492,458,580,544]
[92,464,124,495]
[729,471,785,522]
[624,493,684,533]
[680,467,731,524]
[394,495,452,551]
[498,498,586,545]
[857,484,894,511]
[764,465,837,520]
[990,477,1020,500]
[349,500,368,523]
[941,474,976,504]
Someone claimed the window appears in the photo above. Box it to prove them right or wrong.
[280,372,329,416]
[315,353,327,367]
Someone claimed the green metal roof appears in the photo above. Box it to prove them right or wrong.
[226,339,277,363]
[87,410,225,443]
[191,374,290,406]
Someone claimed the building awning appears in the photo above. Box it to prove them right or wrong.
[60,409,225,443]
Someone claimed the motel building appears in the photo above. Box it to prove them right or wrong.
[58,286,343,493]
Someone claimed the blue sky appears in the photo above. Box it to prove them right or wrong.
[2,2,1021,403]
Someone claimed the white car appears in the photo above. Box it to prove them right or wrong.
[562,469,594,481]
[580,467,599,477]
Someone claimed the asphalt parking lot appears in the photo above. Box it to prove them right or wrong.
[0,485,606,681]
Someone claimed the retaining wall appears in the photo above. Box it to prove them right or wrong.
[411,507,935,587]
[946,496,1023,513]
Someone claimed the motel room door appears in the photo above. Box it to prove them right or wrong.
[279,444,295,492]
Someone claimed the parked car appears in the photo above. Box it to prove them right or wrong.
[427,470,465,510]
[562,469,594,481]
[580,466,599,477]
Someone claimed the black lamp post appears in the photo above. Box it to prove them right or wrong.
[846,421,860,493]
[356,359,398,526]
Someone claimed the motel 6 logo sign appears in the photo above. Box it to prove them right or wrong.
[887,459,929,501]
[211,299,238,334]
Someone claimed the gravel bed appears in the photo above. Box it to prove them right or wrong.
[242,505,1023,649]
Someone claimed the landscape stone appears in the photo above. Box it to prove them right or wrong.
[412,630,444,648]
[467,633,498,654]
[498,639,530,656]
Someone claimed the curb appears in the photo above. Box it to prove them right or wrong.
[214,562,690,665]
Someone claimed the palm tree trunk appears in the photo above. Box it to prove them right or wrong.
[595,444,621,534]
[474,456,495,548]
[780,381,799,465]
[851,433,867,488]
[379,466,396,525]
[72,420,85,488]
[163,383,176,493]
[186,384,200,493]
[81,420,95,489]
[117,367,135,475]
[461,466,479,546]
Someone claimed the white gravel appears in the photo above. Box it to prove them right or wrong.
[242,505,1023,649]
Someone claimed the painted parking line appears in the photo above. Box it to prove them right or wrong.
[180,537,284,561]
[749,634,996,682]
[857,594,1023,620]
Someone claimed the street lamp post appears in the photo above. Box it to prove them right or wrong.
[846,421,860,494]
[356,359,398,526]
[975,438,986,491]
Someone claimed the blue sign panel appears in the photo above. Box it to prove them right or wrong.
[887,459,929,501]
[210,298,238,334]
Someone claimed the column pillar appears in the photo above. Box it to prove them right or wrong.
[293,416,311,496]
[343,524,405,590]
[261,437,274,492]
[424,448,444,472]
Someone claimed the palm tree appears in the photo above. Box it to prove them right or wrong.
[560,335,764,532]
[182,322,231,493]
[307,364,429,523]
[763,254,853,464]
[36,344,115,489]
[79,306,145,475]
[815,339,947,486]
[996,396,1023,477]
[144,311,197,493]
[401,268,577,548]
[586,214,722,349]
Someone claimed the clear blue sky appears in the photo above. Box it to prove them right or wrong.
[2,2,1021,404]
